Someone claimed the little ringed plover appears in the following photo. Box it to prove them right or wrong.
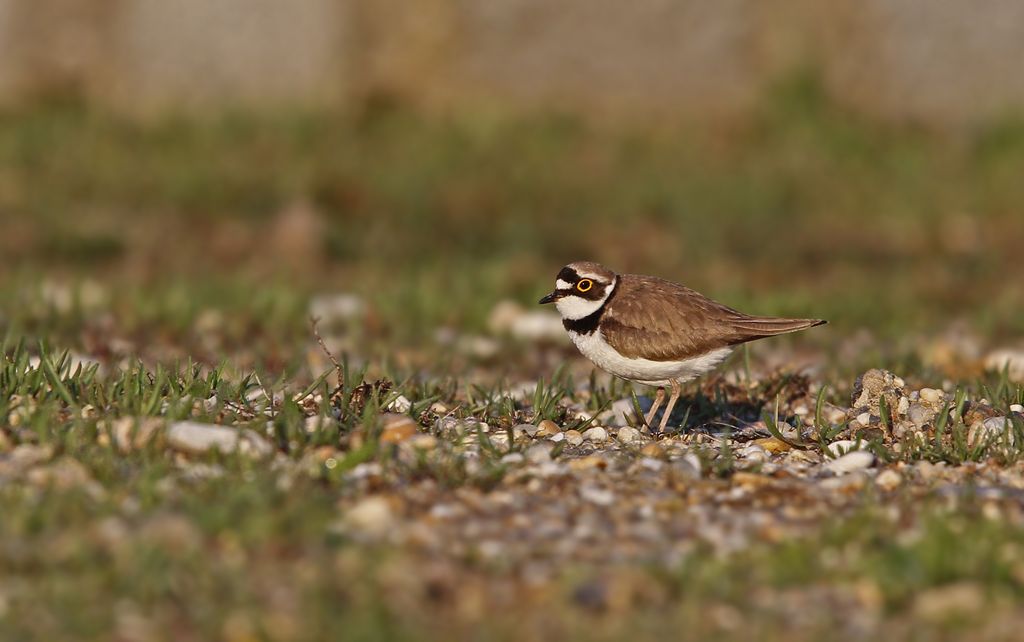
[539,261,826,432]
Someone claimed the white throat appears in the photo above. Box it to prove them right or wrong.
[555,277,616,320]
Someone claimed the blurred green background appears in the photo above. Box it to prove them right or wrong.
[1,2,1023,373]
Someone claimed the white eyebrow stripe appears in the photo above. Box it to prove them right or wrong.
[556,279,572,289]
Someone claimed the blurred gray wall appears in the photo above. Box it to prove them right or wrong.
[1,0,1023,125]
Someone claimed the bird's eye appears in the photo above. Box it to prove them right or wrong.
[576,279,593,293]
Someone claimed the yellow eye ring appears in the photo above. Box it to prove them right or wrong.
[576,279,594,293]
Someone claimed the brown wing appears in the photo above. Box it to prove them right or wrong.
[601,275,825,362]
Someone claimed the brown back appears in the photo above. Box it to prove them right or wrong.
[601,274,825,361]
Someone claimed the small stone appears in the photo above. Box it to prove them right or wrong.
[914,460,940,481]
[823,450,874,475]
[579,484,615,506]
[968,416,1015,446]
[525,443,554,463]
[516,423,540,438]
[1011,404,1024,413]
[343,496,395,537]
[166,422,272,457]
[741,444,769,462]
[385,395,412,414]
[919,388,943,404]
[875,469,902,491]
[907,403,936,429]
[984,348,1024,382]
[564,430,584,447]
[851,369,906,419]
[672,453,702,479]
[752,436,792,454]
[500,453,524,465]
[379,414,419,444]
[824,406,848,425]
[536,420,560,437]
[429,402,449,414]
[110,417,163,453]
[582,426,608,443]
[856,412,872,427]
[826,440,868,457]
[601,398,639,427]
[549,432,565,443]
[962,402,999,428]
[406,434,438,451]
[640,443,667,460]
[616,426,641,445]
[568,456,607,471]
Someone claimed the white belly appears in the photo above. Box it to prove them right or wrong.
[569,330,733,387]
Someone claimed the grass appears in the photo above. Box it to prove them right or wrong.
[2,343,1024,641]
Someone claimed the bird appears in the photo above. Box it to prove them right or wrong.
[539,261,826,432]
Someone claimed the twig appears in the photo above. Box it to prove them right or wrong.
[310,316,345,394]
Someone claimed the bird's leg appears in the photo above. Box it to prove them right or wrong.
[643,387,666,429]
[657,380,683,433]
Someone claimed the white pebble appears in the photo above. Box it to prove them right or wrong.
[385,395,412,413]
[826,440,868,457]
[823,450,875,475]
[616,426,641,444]
[581,427,608,443]
[579,485,615,506]
[856,412,872,426]
[875,469,902,491]
[1011,404,1023,413]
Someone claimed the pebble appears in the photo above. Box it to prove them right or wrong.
[525,444,554,463]
[740,444,769,463]
[671,453,701,479]
[406,434,438,451]
[968,416,1015,446]
[579,484,616,506]
[826,440,868,457]
[343,496,395,537]
[823,451,874,475]
[564,430,584,446]
[875,469,902,491]
[536,420,560,437]
[379,414,419,444]
[166,422,272,457]
[516,423,540,438]
[984,348,1024,382]
[907,403,935,429]
[639,443,668,460]
[616,427,641,445]
[919,388,943,404]
[601,398,639,427]
[1011,404,1024,413]
[752,436,792,454]
[855,412,872,427]
[385,395,412,414]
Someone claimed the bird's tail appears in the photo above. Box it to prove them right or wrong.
[730,316,827,340]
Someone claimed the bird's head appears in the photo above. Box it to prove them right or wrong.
[539,261,618,320]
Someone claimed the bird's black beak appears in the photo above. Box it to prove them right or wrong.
[538,291,558,305]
